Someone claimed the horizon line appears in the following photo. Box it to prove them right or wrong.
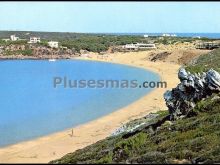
[0,30,220,34]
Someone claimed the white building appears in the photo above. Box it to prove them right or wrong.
[144,34,149,38]
[162,33,177,37]
[162,33,171,37]
[48,41,59,48]
[28,37,41,43]
[123,43,156,50]
[123,43,137,49]
[193,36,201,39]
[171,34,177,37]
[10,35,19,41]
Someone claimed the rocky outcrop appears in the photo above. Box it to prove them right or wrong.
[30,45,76,56]
[111,113,160,137]
[4,44,26,51]
[164,68,220,120]
[150,51,171,62]
[0,44,78,59]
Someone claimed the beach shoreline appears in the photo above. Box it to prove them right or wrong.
[0,51,180,163]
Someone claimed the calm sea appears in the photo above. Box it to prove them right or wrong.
[0,60,159,147]
[105,33,220,39]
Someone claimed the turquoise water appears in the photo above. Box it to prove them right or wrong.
[0,60,159,147]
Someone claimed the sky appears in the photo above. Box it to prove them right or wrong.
[0,2,220,33]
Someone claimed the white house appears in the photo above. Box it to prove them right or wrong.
[48,41,59,48]
[28,37,41,43]
[10,35,19,41]
[144,34,149,38]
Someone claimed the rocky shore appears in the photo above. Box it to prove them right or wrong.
[110,68,220,139]
[0,54,79,60]
[0,44,80,60]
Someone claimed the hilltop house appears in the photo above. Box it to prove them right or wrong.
[28,37,41,44]
[48,41,59,48]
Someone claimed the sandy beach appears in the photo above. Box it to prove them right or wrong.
[0,50,180,163]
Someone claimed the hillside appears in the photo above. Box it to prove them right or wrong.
[0,31,151,53]
[186,48,220,73]
[1,31,218,54]
[50,49,220,164]
[0,31,89,40]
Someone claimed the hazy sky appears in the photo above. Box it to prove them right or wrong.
[0,2,220,33]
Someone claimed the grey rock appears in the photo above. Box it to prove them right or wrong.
[178,67,188,81]
[111,113,159,136]
[164,68,220,120]
[206,69,220,91]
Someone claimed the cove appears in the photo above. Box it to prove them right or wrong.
[0,60,159,147]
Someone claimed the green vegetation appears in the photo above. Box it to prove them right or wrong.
[37,39,49,47]
[156,37,199,45]
[0,31,151,53]
[0,31,89,40]
[0,39,27,46]
[199,37,218,42]
[0,31,219,54]
[186,48,220,73]
[4,49,33,56]
[59,35,149,52]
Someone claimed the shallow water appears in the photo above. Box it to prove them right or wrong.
[0,60,159,147]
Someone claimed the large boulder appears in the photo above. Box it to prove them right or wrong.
[207,69,220,91]
[164,67,220,120]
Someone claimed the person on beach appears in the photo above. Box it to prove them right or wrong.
[69,129,74,137]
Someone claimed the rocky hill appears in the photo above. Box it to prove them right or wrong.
[50,49,220,164]
[0,43,78,59]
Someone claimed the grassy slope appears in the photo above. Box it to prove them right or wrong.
[186,48,220,73]
[51,49,220,164]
